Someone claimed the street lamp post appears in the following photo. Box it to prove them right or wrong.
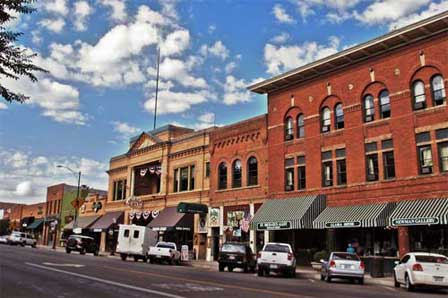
[56,165,82,230]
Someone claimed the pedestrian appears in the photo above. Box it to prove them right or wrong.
[346,243,356,254]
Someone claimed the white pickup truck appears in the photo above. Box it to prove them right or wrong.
[257,242,296,277]
[148,242,181,265]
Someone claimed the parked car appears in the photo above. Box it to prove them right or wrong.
[7,231,36,247]
[394,252,448,291]
[148,242,181,265]
[257,242,296,277]
[116,224,157,262]
[320,252,365,284]
[218,242,256,273]
[65,235,99,256]
[0,235,9,244]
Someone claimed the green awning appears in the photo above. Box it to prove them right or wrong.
[177,202,208,214]
[389,198,448,226]
[64,215,101,230]
[313,203,396,229]
[27,218,44,230]
[251,195,326,230]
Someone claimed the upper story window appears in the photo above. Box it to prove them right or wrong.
[232,160,242,188]
[218,162,227,190]
[113,179,127,201]
[379,90,391,119]
[285,158,295,191]
[416,132,432,175]
[285,117,293,141]
[247,156,258,186]
[173,165,195,192]
[297,114,305,138]
[412,80,426,110]
[363,94,374,122]
[321,107,331,133]
[335,103,344,129]
[321,151,333,187]
[431,75,446,106]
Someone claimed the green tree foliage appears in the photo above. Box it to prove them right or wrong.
[1,0,47,103]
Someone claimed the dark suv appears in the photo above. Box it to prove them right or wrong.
[218,242,256,273]
[65,235,99,256]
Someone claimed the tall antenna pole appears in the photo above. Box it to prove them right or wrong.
[153,46,161,130]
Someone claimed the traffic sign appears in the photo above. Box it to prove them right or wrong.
[71,197,85,209]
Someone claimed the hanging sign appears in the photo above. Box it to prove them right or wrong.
[208,208,220,227]
[391,217,439,226]
[257,221,291,230]
[126,196,143,209]
[325,221,361,228]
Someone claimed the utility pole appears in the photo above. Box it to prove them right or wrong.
[153,46,161,130]
[73,171,81,230]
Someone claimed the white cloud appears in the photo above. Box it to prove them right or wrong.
[112,121,140,139]
[158,58,207,89]
[198,112,215,123]
[39,18,65,33]
[43,0,68,16]
[15,181,34,196]
[388,1,448,30]
[160,30,190,57]
[264,36,340,75]
[99,0,127,22]
[272,4,296,24]
[270,32,290,44]
[74,1,93,31]
[225,61,237,74]
[200,41,229,60]
[31,31,42,45]
[208,25,216,34]
[295,0,360,21]
[0,102,7,110]
[223,75,251,105]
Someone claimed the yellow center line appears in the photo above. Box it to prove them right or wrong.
[101,264,314,298]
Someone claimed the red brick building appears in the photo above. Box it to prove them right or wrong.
[208,115,268,259]
[249,12,448,260]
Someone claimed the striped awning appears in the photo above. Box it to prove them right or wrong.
[313,203,396,229]
[250,195,326,230]
[389,198,448,226]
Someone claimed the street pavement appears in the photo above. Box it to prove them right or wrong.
[0,245,447,298]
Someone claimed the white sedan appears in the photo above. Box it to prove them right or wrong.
[394,252,448,291]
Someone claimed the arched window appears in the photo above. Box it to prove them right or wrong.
[247,157,258,186]
[431,75,446,106]
[285,117,293,140]
[218,162,227,190]
[364,94,374,122]
[232,160,242,188]
[412,80,426,110]
[297,114,305,138]
[379,90,391,118]
[335,103,344,129]
[321,107,331,132]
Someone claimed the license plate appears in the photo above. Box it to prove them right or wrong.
[433,276,444,282]
[270,264,278,269]
[229,256,235,260]
[156,255,162,258]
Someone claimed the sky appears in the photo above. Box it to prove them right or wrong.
[1,0,447,204]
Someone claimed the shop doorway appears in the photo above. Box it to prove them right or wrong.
[212,227,220,261]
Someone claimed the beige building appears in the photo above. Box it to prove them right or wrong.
[106,125,214,259]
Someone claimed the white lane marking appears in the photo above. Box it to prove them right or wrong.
[43,262,85,268]
[152,283,224,292]
[26,262,185,298]
[380,286,396,292]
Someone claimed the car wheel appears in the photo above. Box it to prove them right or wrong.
[149,257,154,264]
[243,265,249,273]
[320,273,325,281]
[94,250,99,256]
[80,249,86,255]
[219,263,224,272]
[32,244,36,248]
[66,248,71,254]
[134,256,139,262]
[358,278,364,285]
[394,273,400,288]
[405,274,414,292]
[291,269,296,278]
[228,266,233,272]
[326,273,332,283]
[257,268,263,277]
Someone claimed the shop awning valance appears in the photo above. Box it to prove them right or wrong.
[389,198,448,226]
[313,202,396,229]
[64,215,101,230]
[26,218,44,230]
[147,207,193,231]
[89,211,124,232]
[250,195,326,230]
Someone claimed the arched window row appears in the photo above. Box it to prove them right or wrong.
[412,75,446,110]
[217,156,259,190]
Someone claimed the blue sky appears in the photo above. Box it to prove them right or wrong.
[1,0,447,203]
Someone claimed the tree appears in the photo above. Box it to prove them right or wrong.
[1,0,47,103]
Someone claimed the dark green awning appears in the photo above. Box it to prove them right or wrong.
[389,198,448,226]
[177,202,208,214]
[27,218,44,230]
[251,195,326,230]
[313,203,396,229]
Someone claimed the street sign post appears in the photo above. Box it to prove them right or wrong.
[71,197,85,209]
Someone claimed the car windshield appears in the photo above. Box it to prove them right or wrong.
[157,243,175,249]
[264,244,290,253]
[333,253,360,261]
[415,255,448,264]
[221,244,246,253]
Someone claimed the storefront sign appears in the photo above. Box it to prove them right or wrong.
[325,221,361,228]
[126,196,143,209]
[177,202,208,215]
[391,217,439,226]
[208,208,220,227]
[257,221,291,230]
[181,245,189,261]
[227,211,245,228]
[73,227,82,234]
[93,228,102,232]
[198,214,207,234]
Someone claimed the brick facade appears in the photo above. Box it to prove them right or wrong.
[21,202,46,219]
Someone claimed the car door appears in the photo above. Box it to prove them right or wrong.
[395,255,410,282]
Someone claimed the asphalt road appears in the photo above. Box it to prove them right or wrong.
[0,245,447,298]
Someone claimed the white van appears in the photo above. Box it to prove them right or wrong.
[116,224,157,262]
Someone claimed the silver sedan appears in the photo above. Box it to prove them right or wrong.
[320,252,365,284]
